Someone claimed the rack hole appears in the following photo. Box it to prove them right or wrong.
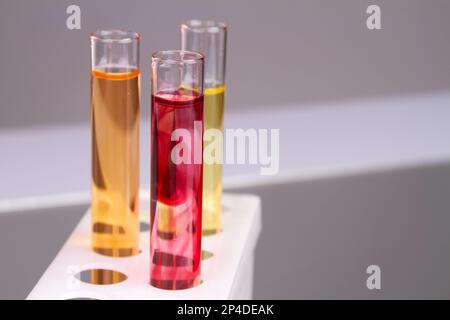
[140,222,150,232]
[201,250,214,260]
[75,269,127,285]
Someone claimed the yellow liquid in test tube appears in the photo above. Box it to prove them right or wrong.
[202,85,225,235]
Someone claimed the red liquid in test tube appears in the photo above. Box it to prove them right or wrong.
[150,51,204,290]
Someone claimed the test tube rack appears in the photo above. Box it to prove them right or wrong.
[27,192,261,300]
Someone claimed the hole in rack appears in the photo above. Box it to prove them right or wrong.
[75,269,127,285]
[202,228,223,237]
[140,222,150,232]
[201,250,214,260]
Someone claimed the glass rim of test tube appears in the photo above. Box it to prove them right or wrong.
[181,20,227,34]
[90,30,140,44]
[151,49,204,64]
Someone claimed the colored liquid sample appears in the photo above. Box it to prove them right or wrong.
[91,67,140,257]
[150,88,204,290]
[202,85,225,235]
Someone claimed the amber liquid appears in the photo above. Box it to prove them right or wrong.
[202,85,225,235]
[91,67,140,257]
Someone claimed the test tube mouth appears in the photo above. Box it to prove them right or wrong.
[90,30,140,44]
[181,20,227,34]
[152,50,204,64]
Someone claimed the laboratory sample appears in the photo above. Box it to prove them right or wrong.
[90,30,140,257]
[181,20,227,235]
[150,50,204,290]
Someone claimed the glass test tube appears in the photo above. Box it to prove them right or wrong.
[181,20,227,235]
[90,30,140,257]
[150,51,204,290]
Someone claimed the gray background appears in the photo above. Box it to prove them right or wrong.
[1,0,450,299]
[1,0,450,128]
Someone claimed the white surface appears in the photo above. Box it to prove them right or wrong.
[1,91,450,212]
[27,193,262,300]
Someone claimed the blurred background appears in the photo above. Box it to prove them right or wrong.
[0,0,449,299]
[1,0,450,127]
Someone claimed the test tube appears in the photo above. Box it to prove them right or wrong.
[181,20,227,235]
[150,50,204,290]
[90,30,140,257]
